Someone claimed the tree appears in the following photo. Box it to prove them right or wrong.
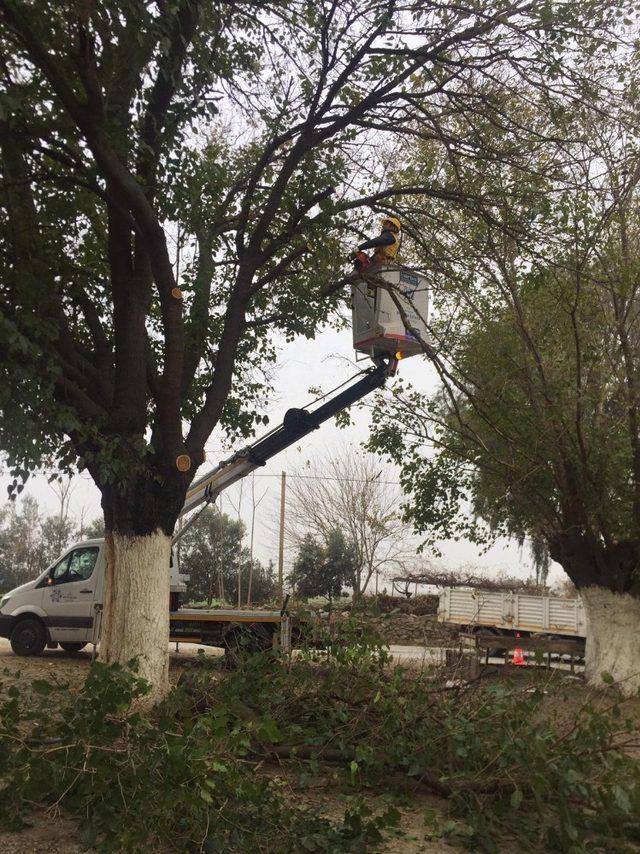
[39,513,77,566]
[179,506,274,606]
[286,451,414,596]
[40,477,76,562]
[0,496,46,591]
[251,558,277,606]
[0,0,622,695]
[0,495,77,591]
[289,529,355,607]
[81,516,105,540]
[368,84,640,692]
[180,507,244,606]
[289,536,325,600]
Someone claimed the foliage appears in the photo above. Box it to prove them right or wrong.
[81,515,105,540]
[0,659,401,852]
[0,0,629,512]
[0,494,90,591]
[179,506,275,605]
[183,625,640,852]
[368,78,640,595]
[287,452,415,596]
[289,529,357,605]
[0,496,49,590]
[2,636,640,852]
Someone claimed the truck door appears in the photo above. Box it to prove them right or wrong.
[44,545,100,643]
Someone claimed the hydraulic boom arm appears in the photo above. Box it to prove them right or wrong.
[175,359,394,539]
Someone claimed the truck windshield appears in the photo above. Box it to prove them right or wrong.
[51,547,99,584]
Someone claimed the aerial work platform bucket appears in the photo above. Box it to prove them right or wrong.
[351,265,429,359]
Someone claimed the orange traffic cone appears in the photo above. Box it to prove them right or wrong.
[512,633,526,666]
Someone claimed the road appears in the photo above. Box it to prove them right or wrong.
[0,637,439,665]
[0,637,583,677]
[388,644,445,664]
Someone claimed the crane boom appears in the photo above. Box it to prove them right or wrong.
[177,360,393,534]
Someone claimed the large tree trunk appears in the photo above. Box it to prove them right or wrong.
[549,531,640,695]
[97,476,186,703]
[99,529,172,703]
[580,586,640,696]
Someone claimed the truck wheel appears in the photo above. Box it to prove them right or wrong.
[10,617,47,656]
[60,642,87,653]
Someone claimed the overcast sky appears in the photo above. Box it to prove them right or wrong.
[0,317,567,589]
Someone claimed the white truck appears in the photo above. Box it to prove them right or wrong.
[0,538,292,657]
[0,358,398,657]
[437,586,587,647]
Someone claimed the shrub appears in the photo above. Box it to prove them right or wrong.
[0,660,399,852]
[1,632,640,852]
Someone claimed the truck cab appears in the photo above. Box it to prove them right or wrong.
[0,539,187,655]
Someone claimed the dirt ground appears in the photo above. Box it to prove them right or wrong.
[1,638,639,853]
[0,802,454,854]
[0,636,222,690]
[0,639,457,853]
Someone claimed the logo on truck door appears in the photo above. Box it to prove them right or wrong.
[50,587,77,603]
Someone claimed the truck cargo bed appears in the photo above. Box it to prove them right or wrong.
[437,587,586,638]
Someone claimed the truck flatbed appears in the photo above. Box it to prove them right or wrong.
[170,608,283,623]
[168,608,291,652]
[438,586,586,638]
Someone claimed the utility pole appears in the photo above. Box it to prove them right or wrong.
[217,495,225,601]
[278,471,286,599]
[248,475,256,607]
[247,475,268,607]
[237,480,244,609]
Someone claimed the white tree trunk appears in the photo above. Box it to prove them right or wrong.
[581,586,640,696]
[99,529,171,703]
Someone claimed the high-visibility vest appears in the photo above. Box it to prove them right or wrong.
[373,231,400,262]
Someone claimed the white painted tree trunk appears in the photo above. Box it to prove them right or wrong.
[581,586,640,696]
[99,530,171,703]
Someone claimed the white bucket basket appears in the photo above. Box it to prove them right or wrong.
[351,265,429,359]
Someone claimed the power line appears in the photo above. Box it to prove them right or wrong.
[247,473,402,485]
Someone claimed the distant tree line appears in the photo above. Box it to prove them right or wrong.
[0,497,277,607]
[179,508,275,607]
[286,452,415,603]
[0,495,103,592]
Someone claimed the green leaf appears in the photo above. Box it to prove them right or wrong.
[613,785,631,813]
[31,679,54,695]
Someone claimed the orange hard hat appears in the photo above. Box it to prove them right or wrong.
[381,215,401,231]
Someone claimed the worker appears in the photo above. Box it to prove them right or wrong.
[350,216,402,270]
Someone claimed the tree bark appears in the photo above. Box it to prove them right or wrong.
[549,531,640,695]
[549,531,640,595]
[581,587,640,697]
[97,475,185,702]
[99,529,172,703]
